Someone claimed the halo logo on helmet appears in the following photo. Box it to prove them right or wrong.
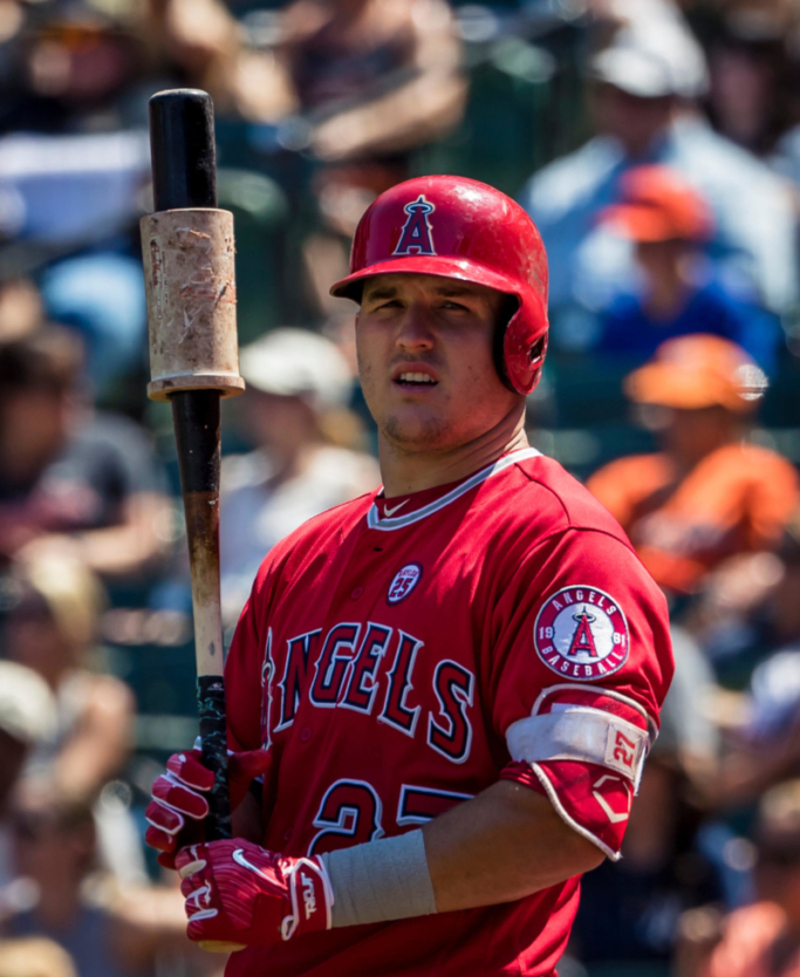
[330,176,550,395]
[393,196,436,257]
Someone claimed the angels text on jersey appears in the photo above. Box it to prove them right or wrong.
[261,622,474,764]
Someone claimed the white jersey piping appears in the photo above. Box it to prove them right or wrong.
[367,447,542,532]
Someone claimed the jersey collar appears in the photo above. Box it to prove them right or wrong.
[367,447,541,532]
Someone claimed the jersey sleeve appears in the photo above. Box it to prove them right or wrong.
[488,527,673,859]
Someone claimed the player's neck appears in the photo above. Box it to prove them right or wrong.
[378,411,529,497]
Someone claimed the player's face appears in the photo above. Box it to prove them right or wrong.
[356,273,519,453]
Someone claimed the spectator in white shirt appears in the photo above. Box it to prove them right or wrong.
[519,11,798,350]
[220,329,379,625]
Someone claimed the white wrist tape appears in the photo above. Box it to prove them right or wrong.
[320,829,437,928]
[505,706,649,790]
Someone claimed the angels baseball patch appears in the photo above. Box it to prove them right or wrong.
[534,586,630,681]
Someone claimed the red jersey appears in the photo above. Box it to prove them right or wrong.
[224,447,673,976]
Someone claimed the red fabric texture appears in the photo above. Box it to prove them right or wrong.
[219,452,673,975]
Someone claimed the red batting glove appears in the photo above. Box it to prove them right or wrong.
[176,840,333,945]
[145,747,272,869]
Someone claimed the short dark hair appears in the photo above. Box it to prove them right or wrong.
[0,324,83,396]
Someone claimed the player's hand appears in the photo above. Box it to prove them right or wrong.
[176,840,333,946]
[145,746,272,868]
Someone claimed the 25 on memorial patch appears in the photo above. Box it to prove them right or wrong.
[534,586,630,681]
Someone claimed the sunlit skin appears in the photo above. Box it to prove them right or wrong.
[5,609,76,690]
[5,600,134,805]
[636,239,695,321]
[660,405,742,473]
[591,84,675,159]
[0,388,77,486]
[356,273,528,496]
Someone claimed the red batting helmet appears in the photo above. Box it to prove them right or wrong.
[330,175,549,395]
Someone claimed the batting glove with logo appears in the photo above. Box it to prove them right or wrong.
[145,747,272,868]
[176,840,333,946]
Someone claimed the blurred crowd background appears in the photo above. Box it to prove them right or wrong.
[4,0,800,974]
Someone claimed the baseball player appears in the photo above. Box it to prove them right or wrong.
[145,176,673,976]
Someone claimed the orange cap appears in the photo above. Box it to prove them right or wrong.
[600,165,713,242]
[624,334,767,412]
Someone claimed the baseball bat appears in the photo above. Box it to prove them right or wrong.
[141,92,246,951]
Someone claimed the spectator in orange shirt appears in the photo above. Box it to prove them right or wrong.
[587,334,799,597]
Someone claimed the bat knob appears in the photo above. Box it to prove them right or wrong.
[149,88,217,211]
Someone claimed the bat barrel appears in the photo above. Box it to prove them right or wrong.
[142,89,244,401]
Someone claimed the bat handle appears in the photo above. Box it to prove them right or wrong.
[198,677,244,957]
[197,675,232,840]
[198,680,241,953]
[171,390,232,842]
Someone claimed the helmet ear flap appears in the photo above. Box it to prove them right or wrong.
[493,295,521,393]
[500,292,548,395]
[527,333,548,392]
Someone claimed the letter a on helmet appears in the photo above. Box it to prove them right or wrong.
[330,175,549,395]
[393,196,436,256]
